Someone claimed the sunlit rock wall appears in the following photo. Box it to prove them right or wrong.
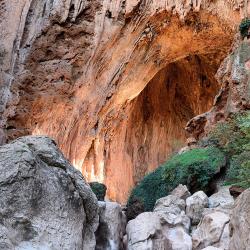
[0,0,247,202]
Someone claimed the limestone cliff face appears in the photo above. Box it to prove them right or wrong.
[0,0,247,202]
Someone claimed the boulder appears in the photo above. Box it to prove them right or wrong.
[0,136,99,250]
[208,186,234,210]
[154,195,186,211]
[170,184,191,201]
[96,201,126,250]
[126,211,192,250]
[229,188,250,250]
[154,195,190,232]
[186,191,209,224]
[192,211,230,250]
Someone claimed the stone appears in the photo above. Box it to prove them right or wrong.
[126,212,192,250]
[229,188,250,250]
[154,195,190,232]
[186,191,209,225]
[0,135,99,250]
[154,195,186,211]
[96,201,126,250]
[192,212,230,250]
[208,186,234,210]
[171,184,191,201]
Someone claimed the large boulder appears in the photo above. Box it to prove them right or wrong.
[229,188,250,250]
[186,191,209,225]
[192,211,230,250]
[126,194,192,250]
[154,195,190,232]
[0,136,99,250]
[126,212,192,250]
[95,201,126,250]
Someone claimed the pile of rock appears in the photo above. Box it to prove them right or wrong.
[125,184,248,250]
[0,136,249,250]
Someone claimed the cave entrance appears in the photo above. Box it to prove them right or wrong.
[105,54,221,202]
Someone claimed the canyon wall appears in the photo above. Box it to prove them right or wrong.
[0,0,247,202]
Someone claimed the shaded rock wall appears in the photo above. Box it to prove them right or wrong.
[0,0,247,202]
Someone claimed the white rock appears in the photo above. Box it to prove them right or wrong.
[96,201,126,250]
[192,211,230,250]
[171,184,191,201]
[154,195,190,231]
[209,186,234,210]
[126,211,192,250]
[154,195,186,211]
[186,191,209,224]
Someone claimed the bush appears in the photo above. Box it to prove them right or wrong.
[239,18,250,38]
[89,182,107,201]
[127,147,225,219]
[200,112,250,188]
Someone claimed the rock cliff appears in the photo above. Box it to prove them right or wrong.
[0,0,248,201]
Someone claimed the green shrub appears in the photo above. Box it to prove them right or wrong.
[239,18,250,38]
[127,147,225,219]
[226,151,250,188]
[201,112,250,188]
[89,182,107,201]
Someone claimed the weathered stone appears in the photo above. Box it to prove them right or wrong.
[126,211,192,250]
[154,195,190,232]
[154,195,186,212]
[209,186,234,210]
[96,201,126,250]
[171,184,191,201]
[0,135,99,250]
[192,212,230,250]
[229,188,250,250]
[186,191,209,225]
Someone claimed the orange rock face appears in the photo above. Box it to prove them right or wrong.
[0,0,246,202]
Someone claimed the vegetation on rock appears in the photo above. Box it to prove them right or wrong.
[200,112,250,188]
[89,182,107,201]
[127,147,225,219]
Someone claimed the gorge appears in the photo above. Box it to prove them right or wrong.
[1,0,250,249]
[0,0,242,202]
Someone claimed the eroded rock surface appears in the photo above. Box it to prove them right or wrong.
[126,194,192,250]
[0,135,99,250]
[0,0,245,202]
[96,201,126,250]
[170,184,191,201]
[192,212,230,250]
[229,188,250,250]
[186,191,209,225]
